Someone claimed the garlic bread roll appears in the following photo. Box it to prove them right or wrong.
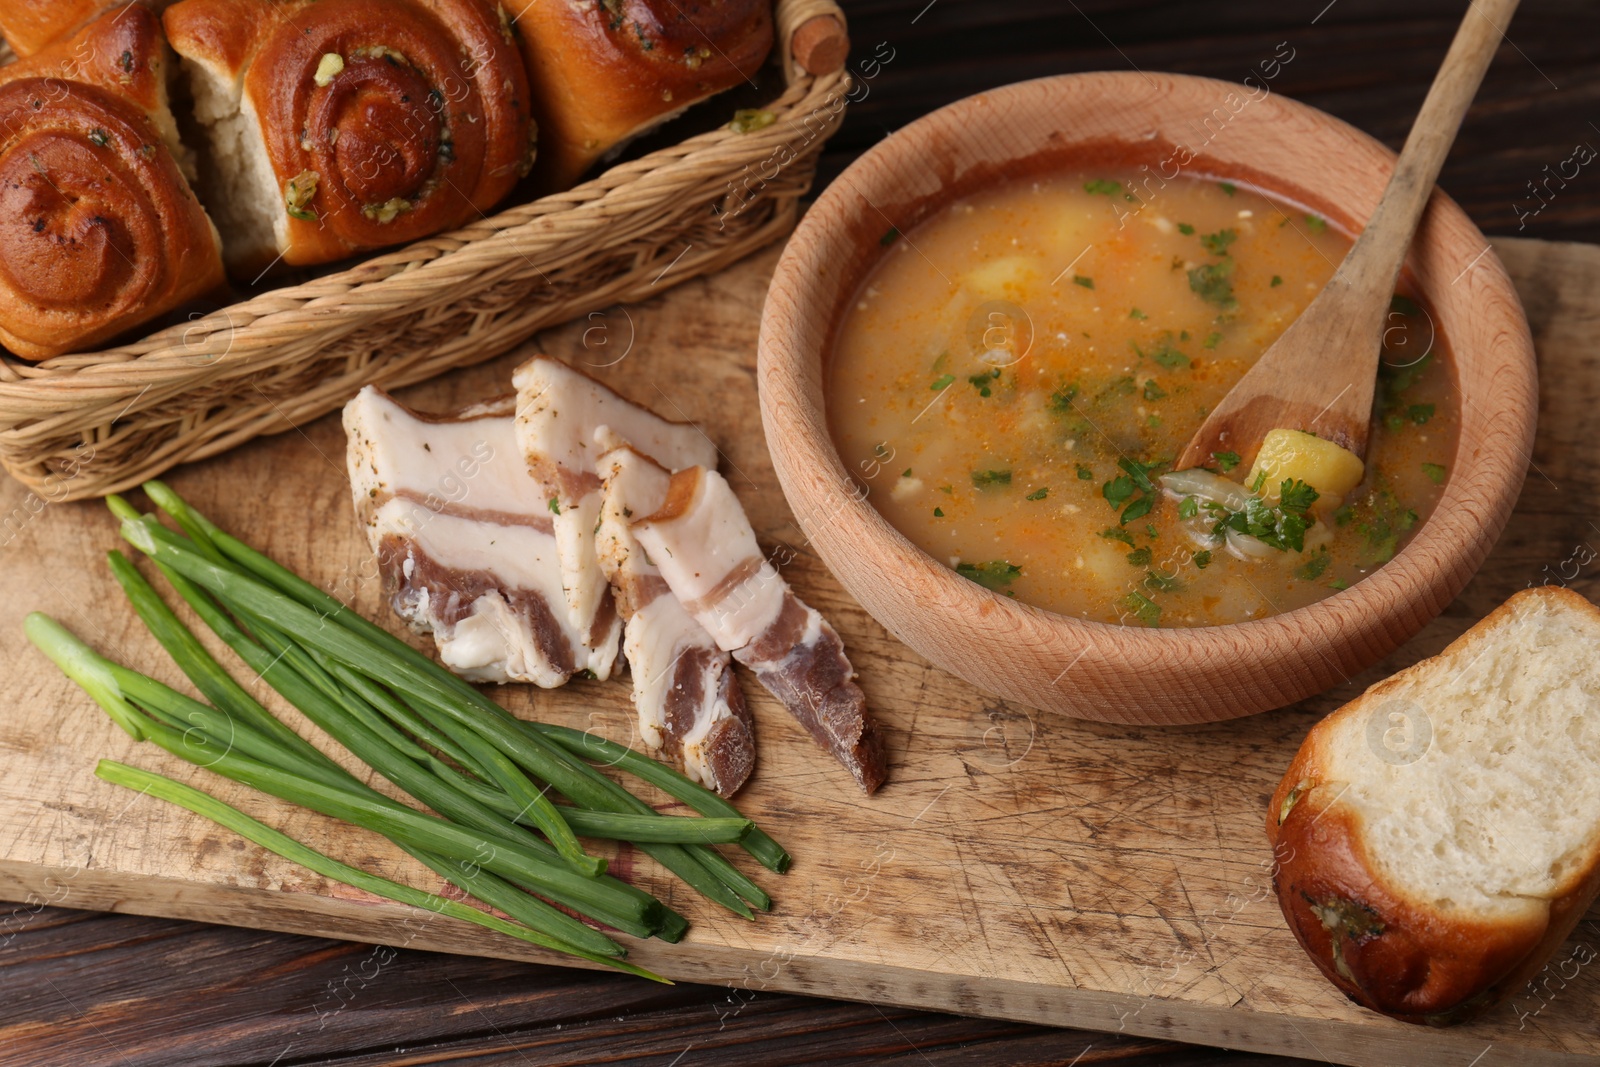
[164,0,534,274]
[512,0,773,192]
[0,6,225,359]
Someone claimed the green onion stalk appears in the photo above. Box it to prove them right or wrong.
[101,552,665,950]
[25,484,792,978]
[94,760,665,982]
[28,612,664,942]
[128,485,776,915]
[99,534,650,953]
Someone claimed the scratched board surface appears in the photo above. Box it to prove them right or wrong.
[0,238,1596,1066]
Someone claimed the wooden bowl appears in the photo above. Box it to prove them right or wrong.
[756,71,1537,725]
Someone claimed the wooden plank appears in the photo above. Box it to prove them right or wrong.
[2,904,1269,1067]
[0,237,1595,1066]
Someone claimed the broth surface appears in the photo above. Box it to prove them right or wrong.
[828,174,1456,626]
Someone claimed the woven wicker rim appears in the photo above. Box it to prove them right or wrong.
[0,0,848,413]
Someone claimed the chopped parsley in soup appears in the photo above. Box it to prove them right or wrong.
[828,174,1455,627]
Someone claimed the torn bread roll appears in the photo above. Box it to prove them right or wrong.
[512,354,716,684]
[343,386,611,687]
[163,0,533,275]
[0,6,225,359]
[1267,586,1600,1024]
[632,466,887,794]
[511,0,773,191]
[598,446,755,797]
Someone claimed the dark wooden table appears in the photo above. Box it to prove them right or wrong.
[5,2,1599,1064]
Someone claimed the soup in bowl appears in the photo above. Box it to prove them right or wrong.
[756,72,1535,724]
[828,172,1455,628]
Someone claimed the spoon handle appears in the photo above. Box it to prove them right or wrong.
[1335,0,1521,300]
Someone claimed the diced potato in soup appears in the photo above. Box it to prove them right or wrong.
[1248,429,1366,506]
[828,174,1456,627]
[964,255,1045,298]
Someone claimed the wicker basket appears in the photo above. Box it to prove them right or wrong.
[0,0,848,501]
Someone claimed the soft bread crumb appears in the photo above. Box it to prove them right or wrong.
[1319,591,1600,918]
[179,54,286,272]
[146,48,200,184]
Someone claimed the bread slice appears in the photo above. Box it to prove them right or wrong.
[1267,586,1600,1024]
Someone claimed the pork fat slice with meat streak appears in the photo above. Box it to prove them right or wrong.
[512,355,718,681]
[343,387,602,687]
[597,447,756,796]
[632,467,889,793]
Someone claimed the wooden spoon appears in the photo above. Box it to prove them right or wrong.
[1175,0,1520,473]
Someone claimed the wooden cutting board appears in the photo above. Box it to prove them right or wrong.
[1,236,1595,1067]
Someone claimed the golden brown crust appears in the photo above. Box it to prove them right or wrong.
[1270,785,1547,1023]
[1,5,171,112]
[0,6,225,360]
[1266,586,1600,1024]
[165,0,533,269]
[513,0,774,191]
[0,0,171,59]
[159,0,264,72]
[0,0,103,58]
